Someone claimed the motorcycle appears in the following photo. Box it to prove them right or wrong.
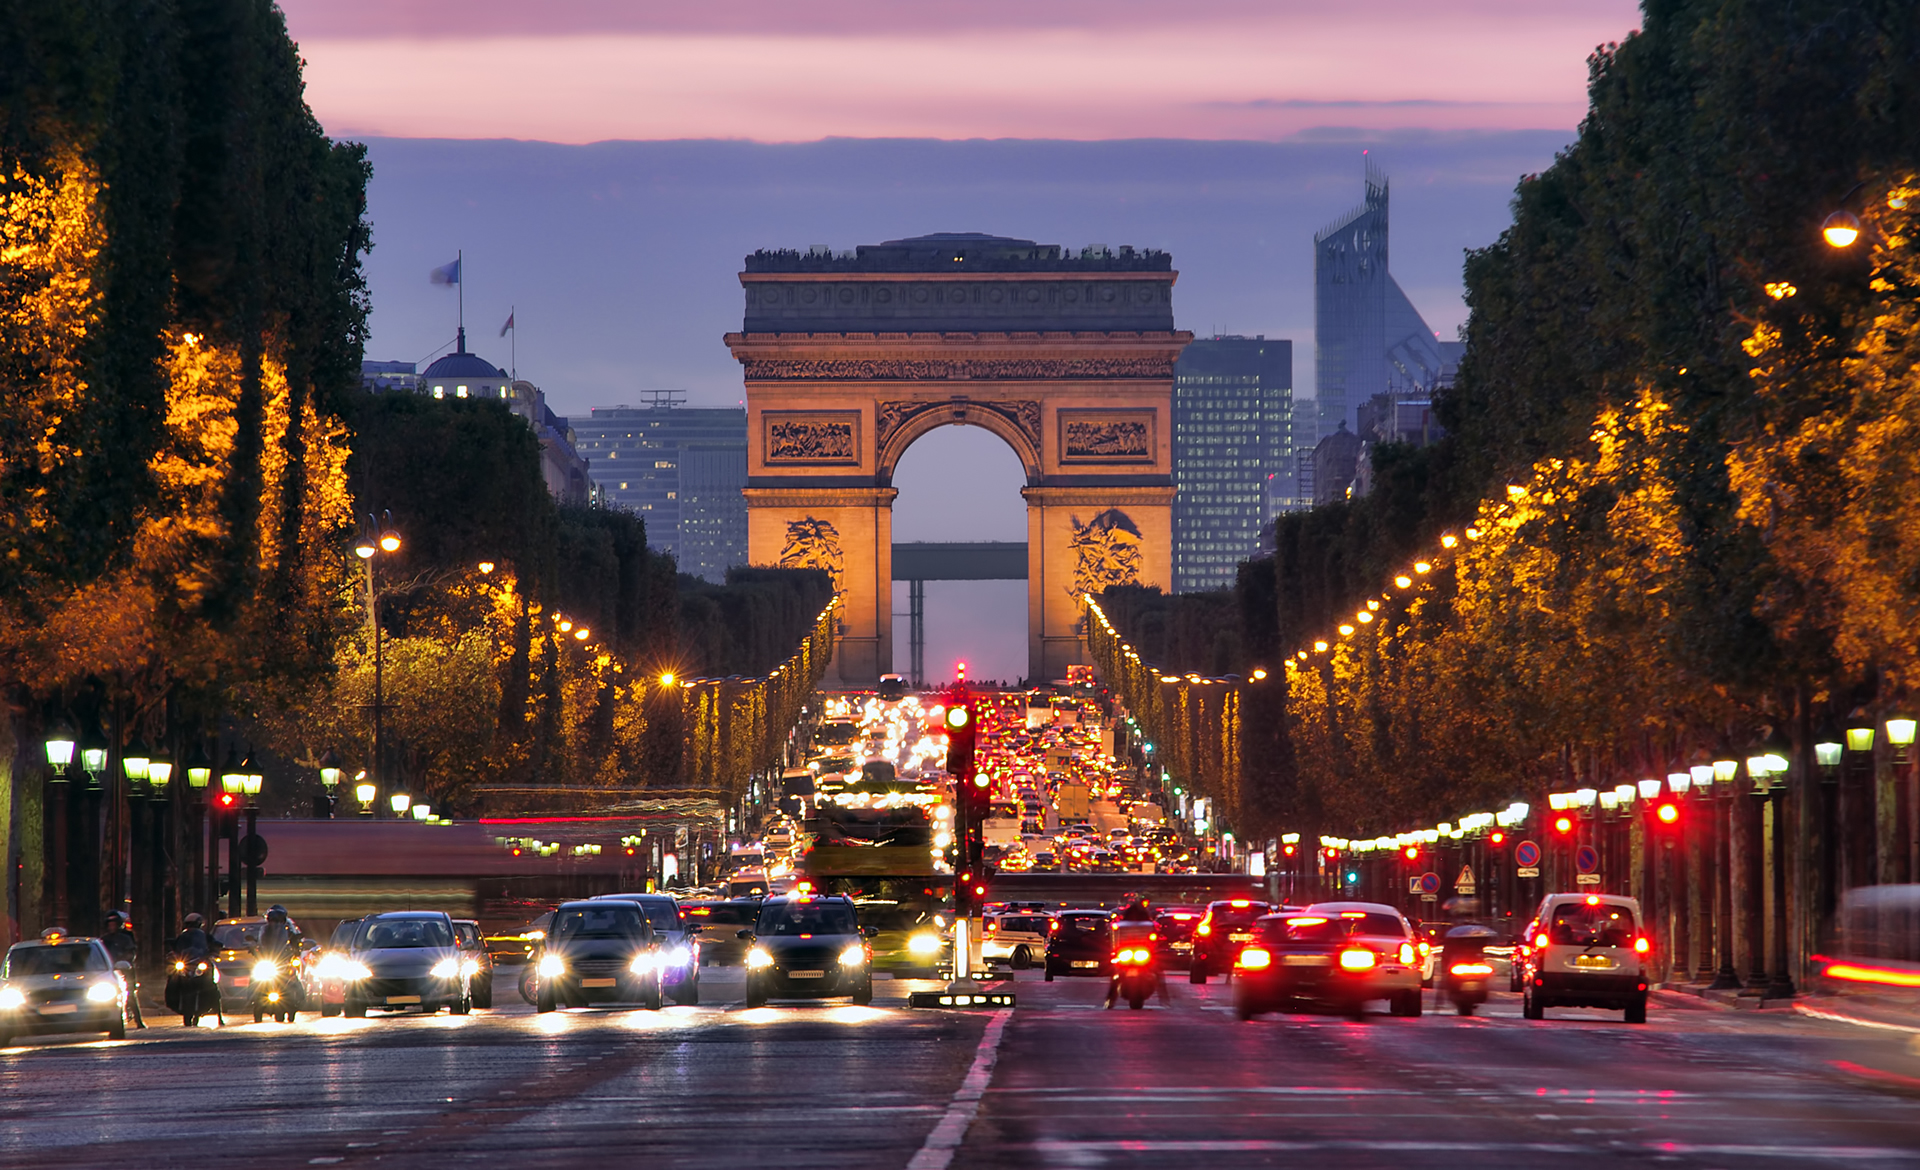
[1439,925,1498,1016]
[248,954,302,1023]
[1107,920,1165,1010]
[166,953,219,1028]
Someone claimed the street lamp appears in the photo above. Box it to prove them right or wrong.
[1888,714,1917,765]
[355,772,376,818]
[44,720,76,779]
[318,749,343,790]
[80,725,107,789]
[185,744,212,790]
[411,803,432,821]
[1846,707,1876,754]
[1814,721,1844,779]
[390,790,412,817]
[147,749,172,801]
[121,738,151,786]
[356,512,402,827]
[1822,210,1862,248]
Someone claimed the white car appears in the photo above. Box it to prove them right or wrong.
[982,911,1052,971]
[1521,892,1649,1023]
[0,933,130,1044]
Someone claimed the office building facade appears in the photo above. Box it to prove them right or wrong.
[1171,335,1295,593]
[1314,164,1463,443]
[572,404,748,581]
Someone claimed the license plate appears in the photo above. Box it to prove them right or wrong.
[386,994,422,1004]
[1071,960,1099,969]
[38,1003,78,1015]
[581,978,617,988]
[229,976,250,988]
[1455,980,1484,992]
[1230,933,1253,942]
[1572,954,1616,970]
[1283,954,1331,967]
[789,970,825,979]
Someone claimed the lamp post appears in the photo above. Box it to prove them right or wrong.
[220,751,246,918]
[183,743,212,920]
[1843,706,1876,895]
[44,719,75,927]
[355,513,402,827]
[1890,712,1918,883]
[1709,754,1742,989]
[242,755,264,916]
[317,748,343,819]
[1758,734,1794,1000]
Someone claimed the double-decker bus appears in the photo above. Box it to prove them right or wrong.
[797,804,953,978]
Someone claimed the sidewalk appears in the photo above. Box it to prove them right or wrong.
[1655,978,1920,1033]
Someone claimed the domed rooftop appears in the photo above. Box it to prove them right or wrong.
[423,329,505,379]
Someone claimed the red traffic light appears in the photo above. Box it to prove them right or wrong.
[1490,831,1505,846]
[1656,802,1680,825]
[216,793,238,810]
[1554,816,1574,835]
[1403,846,1419,861]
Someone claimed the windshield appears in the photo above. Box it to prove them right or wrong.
[1549,902,1637,947]
[813,724,862,746]
[6,944,105,977]
[597,897,679,931]
[998,916,1049,934]
[213,923,264,950]
[1207,903,1270,929]
[756,900,859,936]
[327,921,360,949]
[357,917,454,950]
[686,904,758,927]
[1277,913,1407,942]
[553,905,649,942]
[1060,916,1109,934]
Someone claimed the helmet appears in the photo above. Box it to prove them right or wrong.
[267,905,288,921]
[184,913,204,927]
[104,911,126,928]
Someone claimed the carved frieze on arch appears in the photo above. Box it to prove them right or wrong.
[875,398,1043,481]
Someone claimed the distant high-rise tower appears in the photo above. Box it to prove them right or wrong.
[1171,335,1294,592]
[571,400,748,581]
[1313,163,1461,443]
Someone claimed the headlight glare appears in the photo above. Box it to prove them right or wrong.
[430,958,461,979]
[537,953,565,978]
[251,960,279,980]
[746,947,774,970]
[87,981,119,1003]
[629,953,655,975]
[839,944,866,967]
[665,946,691,968]
[460,958,480,977]
[0,987,22,1010]
[907,933,941,956]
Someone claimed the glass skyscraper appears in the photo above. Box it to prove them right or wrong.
[1314,164,1461,441]
[1171,335,1295,593]
[571,404,748,582]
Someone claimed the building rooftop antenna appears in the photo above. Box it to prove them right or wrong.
[645,389,688,410]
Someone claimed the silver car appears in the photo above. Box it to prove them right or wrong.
[0,934,130,1044]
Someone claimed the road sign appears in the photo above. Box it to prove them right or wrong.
[1408,876,1422,893]
[1418,871,1441,895]
[239,834,269,867]
[1422,894,1438,903]
[1517,866,1541,878]
[1514,840,1541,868]
[1575,845,1599,874]
[1576,872,1602,885]
[1455,864,1477,894]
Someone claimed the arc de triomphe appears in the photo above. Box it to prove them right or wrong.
[726,233,1192,686]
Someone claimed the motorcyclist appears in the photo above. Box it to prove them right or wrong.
[253,905,304,1018]
[101,912,145,1029]
[169,913,220,1027]
[1105,893,1170,1008]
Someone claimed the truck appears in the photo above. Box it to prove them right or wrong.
[1054,784,1090,823]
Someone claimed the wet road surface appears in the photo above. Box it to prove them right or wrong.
[4,968,1919,1169]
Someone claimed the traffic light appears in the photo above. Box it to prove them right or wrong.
[1655,801,1680,826]
[1489,830,1505,847]
[1403,846,1419,862]
[1554,815,1574,835]
[944,699,976,782]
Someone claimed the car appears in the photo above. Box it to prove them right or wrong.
[742,894,874,1006]
[1188,899,1274,983]
[1520,892,1650,1023]
[1232,903,1424,1020]
[1043,910,1111,980]
[451,919,495,1009]
[1152,906,1206,970]
[0,932,130,1044]
[314,918,363,1017]
[534,901,661,1011]
[1031,852,1058,873]
[592,893,700,1004]
[680,900,761,966]
[340,912,473,1017]
[982,910,1050,970]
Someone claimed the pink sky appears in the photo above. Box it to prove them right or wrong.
[282,0,1642,143]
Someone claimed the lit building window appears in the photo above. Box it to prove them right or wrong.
[432,387,445,399]
[456,385,469,398]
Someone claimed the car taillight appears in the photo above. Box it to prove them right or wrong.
[1535,933,1549,949]
[1634,937,1651,954]
[1417,941,1430,955]
[1237,948,1272,970]
[1197,922,1211,936]
[1338,949,1377,971]
[1398,943,1417,966]
[1449,962,1494,977]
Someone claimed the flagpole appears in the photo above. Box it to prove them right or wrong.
[457,249,464,337]
[511,306,516,380]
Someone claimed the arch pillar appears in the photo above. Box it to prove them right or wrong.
[1024,484,1176,683]
[744,486,896,689]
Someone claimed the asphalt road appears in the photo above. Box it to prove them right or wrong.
[4,968,1920,1169]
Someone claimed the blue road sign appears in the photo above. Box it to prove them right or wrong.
[1418,871,1442,895]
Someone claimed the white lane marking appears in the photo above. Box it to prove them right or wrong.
[906,1009,1011,1170]
[1032,1140,1920,1159]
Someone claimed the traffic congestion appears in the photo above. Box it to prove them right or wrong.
[6,681,1920,1169]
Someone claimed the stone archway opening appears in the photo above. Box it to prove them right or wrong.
[890,424,1030,687]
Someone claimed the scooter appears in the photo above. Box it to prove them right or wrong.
[1439,925,1498,1016]
[248,955,301,1023]
[1109,945,1159,1009]
[166,953,219,1028]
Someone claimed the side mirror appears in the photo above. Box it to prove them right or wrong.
[114,960,132,972]
[863,927,879,939]
[736,929,755,941]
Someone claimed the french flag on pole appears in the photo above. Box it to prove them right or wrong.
[429,257,461,285]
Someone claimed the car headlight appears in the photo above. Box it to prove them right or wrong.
[430,958,461,979]
[460,958,480,978]
[746,948,774,970]
[340,960,371,981]
[839,944,866,967]
[251,960,279,980]
[0,987,22,1010]
[664,946,691,969]
[629,953,655,976]
[907,933,941,956]
[537,953,566,978]
[88,981,119,1003]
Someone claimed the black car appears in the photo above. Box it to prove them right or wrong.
[342,912,471,1017]
[741,895,874,1007]
[536,901,660,1011]
[1188,899,1273,983]
[1043,910,1111,980]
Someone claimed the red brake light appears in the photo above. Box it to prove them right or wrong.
[1634,937,1651,954]
[1196,922,1211,936]
[1230,900,1250,908]
[1237,948,1272,971]
[1535,933,1550,949]
[1586,895,1600,906]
